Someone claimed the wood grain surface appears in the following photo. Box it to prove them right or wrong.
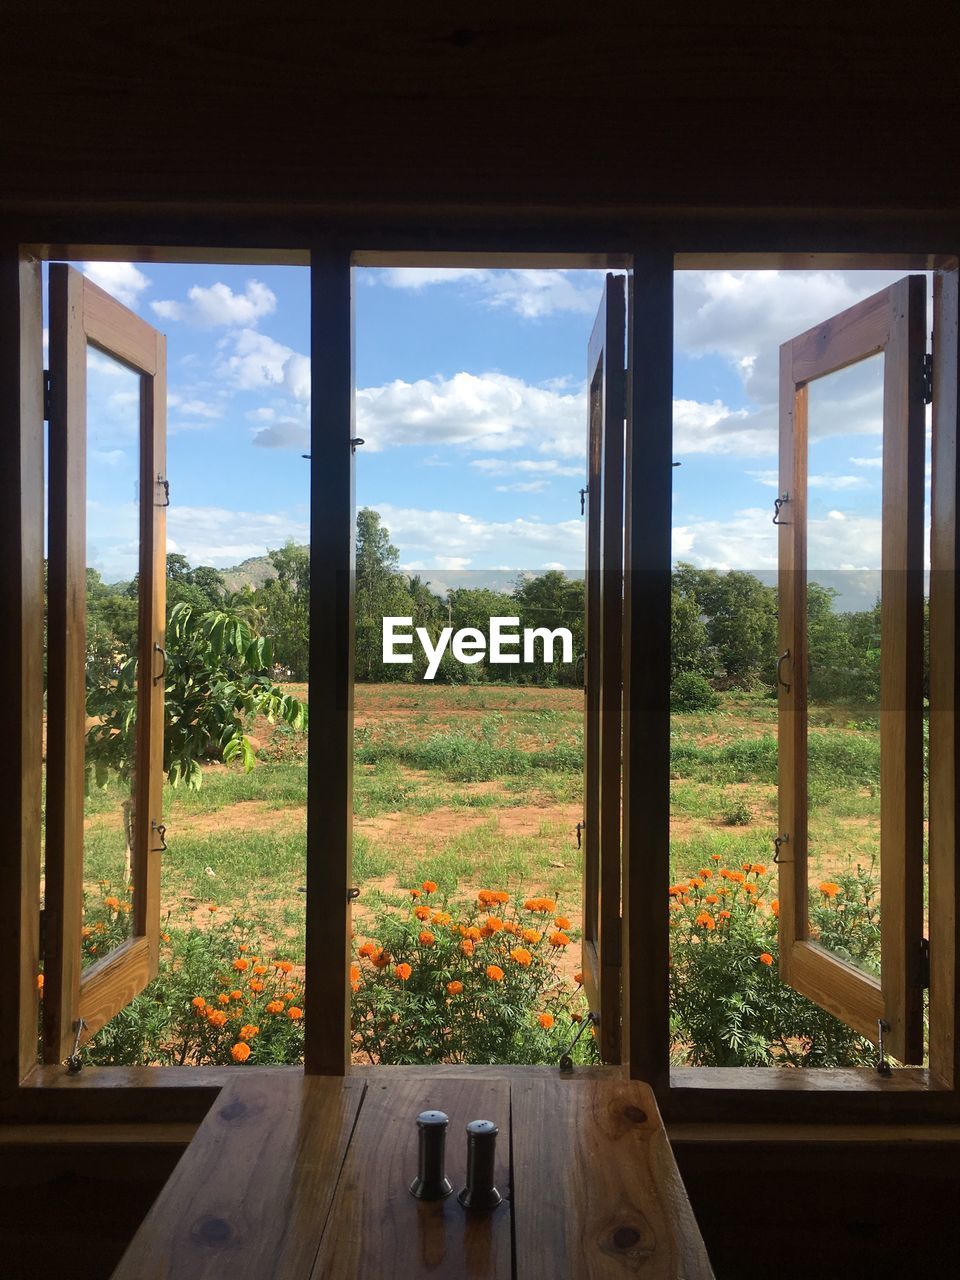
[311,1074,511,1279]
[111,1073,365,1280]
[512,1075,713,1279]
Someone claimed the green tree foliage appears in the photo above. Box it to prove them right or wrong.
[86,602,306,790]
[255,541,310,679]
[673,563,778,688]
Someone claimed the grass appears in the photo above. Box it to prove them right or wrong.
[79,682,892,971]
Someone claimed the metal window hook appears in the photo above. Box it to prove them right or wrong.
[773,833,789,864]
[575,820,584,850]
[559,1011,599,1072]
[772,492,790,525]
[66,1018,87,1075]
[876,1018,892,1077]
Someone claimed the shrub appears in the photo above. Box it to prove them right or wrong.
[722,797,752,826]
[669,861,875,1067]
[351,882,592,1065]
[671,671,720,712]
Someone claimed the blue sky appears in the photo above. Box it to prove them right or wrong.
[61,260,926,601]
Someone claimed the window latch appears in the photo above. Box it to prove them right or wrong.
[559,1011,599,1072]
[876,1018,892,1077]
[575,820,584,850]
[66,1018,87,1075]
[772,492,790,525]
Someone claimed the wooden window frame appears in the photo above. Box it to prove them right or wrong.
[776,277,927,1064]
[582,273,626,1064]
[44,265,168,1062]
[1,236,959,1130]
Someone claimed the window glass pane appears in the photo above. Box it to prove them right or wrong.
[805,353,884,977]
[83,346,141,965]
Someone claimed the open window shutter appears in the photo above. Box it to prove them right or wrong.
[777,276,926,1064]
[582,273,626,1063]
[44,264,167,1062]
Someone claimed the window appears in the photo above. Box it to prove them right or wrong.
[43,264,167,1062]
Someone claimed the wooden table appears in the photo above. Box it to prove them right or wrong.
[111,1067,713,1279]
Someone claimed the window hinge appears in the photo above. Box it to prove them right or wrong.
[920,937,930,989]
[922,351,934,406]
[43,369,53,421]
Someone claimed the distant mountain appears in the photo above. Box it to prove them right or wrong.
[220,548,306,593]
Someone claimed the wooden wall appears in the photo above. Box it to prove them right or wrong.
[1,8,958,221]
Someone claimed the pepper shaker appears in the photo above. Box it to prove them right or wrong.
[458,1119,502,1210]
[410,1109,453,1200]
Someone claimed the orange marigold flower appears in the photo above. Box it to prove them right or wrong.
[771,899,780,918]
[207,903,218,914]
[574,972,583,985]
[358,942,376,958]
[287,1006,303,1020]
[446,980,463,995]
[422,881,438,894]
[409,888,421,899]
[718,910,732,920]
[538,1013,554,1030]
[432,911,452,926]
[711,853,722,861]
[418,930,435,947]
[265,999,285,1014]
[249,980,265,993]
[521,928,542,945]
[37,973,44,992]
[729,871,745,884]
[232,957,249,972]
[742,863,752,872]
[414,905,431,921]
[238,1023,259,1041]
[486,965,505,982]
[372,949,391,969]
[464,926,482,941]
[350,964,360,983]
[744,882,758,895]
[252,964,267,976]
[819,881,841,898]
[207,1010,228,1028]
[191,995,206,1009]
[218,993,230,1005]
[549,932,571,947]
[503,922,519,935]
[759,952,774,966]
[274,959,294,974]
[694,911,716,931]
[485,916,505,932]
[230,1042,251,1063]
[752,864,767,875]
[478,890,494,905]
[688,877,704,889]
[230,989,243,1000]
[698,869,712,879]
[705,894,719,905]
[395,963,412,981]
[493,891,510,904]
[238,944,249,952]
[554,915,572,929]
[104,895,120,911]
[461,938,475,956]
[668,884,686,898]
[510,947,533,967]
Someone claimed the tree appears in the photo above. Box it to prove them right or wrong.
[86,601,306,790]
[255,542,310,678]
[355,508,415,680]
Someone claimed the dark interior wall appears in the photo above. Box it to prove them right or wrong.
[674,1140,960,1280]
[0,1143,187,1280]
[1,9,958,220]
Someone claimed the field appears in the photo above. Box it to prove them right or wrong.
[81,681,885,976]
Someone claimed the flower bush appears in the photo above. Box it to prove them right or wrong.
[351,882,592,1065]
[69,909,305,1067]
[669,858,878,1066]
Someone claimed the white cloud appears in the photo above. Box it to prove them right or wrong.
[151,280,277,327]
[356,372,584,456]
[673,506,883,577]
[471,458,583,478]
[217,328,308,400]
[748,468,868,491]
[495,481,550,493]
[377,267,604,319]
[252,418,309,450]
[82,262,151,308]
[850,453,883,468]
[375,501,583,570]
[167,505,309,568]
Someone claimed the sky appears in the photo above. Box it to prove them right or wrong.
[61,260,930,605]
